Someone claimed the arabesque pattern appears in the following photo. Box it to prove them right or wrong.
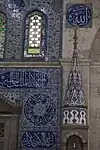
[0,67,61,150]
[0,0,63,61]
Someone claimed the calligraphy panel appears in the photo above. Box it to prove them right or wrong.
[21,91,60,129]
[0,67,61,150]
[66,4,92,28]
[0,70,48,88]
[22,131,55,148]
[24,94,56,126]
[17,67,61,150]
[21,130,60,150]
[0,68,61,89]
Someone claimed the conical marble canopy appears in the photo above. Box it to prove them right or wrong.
[64,29,86,107]
[63,29,87,125]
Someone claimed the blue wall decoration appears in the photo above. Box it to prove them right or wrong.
[17,67,61,150]
[0,67,61,150]
[24,94,56,126]
[0,71,48,88]
[1,0,63,61]
[9,0,25,9]
[0,66,62,150]
[22,131,55,148]
[66,4,92,28]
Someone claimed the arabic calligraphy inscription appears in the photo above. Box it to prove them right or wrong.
[24,94,56,126]
[66,4,92,28]
[0,71,48,88]
[22,131,55,148]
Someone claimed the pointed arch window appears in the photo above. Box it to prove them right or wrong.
[0,12,6,58]
[24,11,46,59]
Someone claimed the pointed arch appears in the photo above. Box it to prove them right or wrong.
[90,27,100,62]
[23,10,47,60]
[66,132,86,144]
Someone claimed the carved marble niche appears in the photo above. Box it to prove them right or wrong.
[66,135,83,150]
[0,95,20,150]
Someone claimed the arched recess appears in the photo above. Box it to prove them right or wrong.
[66,135,83,150]
[89,28,100,62]
[66,132,86,144]
[65,132,87,150]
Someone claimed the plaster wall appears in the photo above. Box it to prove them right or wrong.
[62,0,100,150]
[63,0,100,59]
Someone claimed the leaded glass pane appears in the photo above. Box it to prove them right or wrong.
[24,11,46,58]
[0,13,6,58]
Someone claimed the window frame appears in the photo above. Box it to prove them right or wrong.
[23,10,47,61]
[0,11,7,60]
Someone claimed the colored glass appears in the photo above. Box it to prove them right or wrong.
[24,11,46,58]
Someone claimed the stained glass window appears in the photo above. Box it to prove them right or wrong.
[24,11,46,59]
[0,13,6,58]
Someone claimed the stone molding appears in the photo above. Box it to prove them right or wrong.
[60,58,92,66]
